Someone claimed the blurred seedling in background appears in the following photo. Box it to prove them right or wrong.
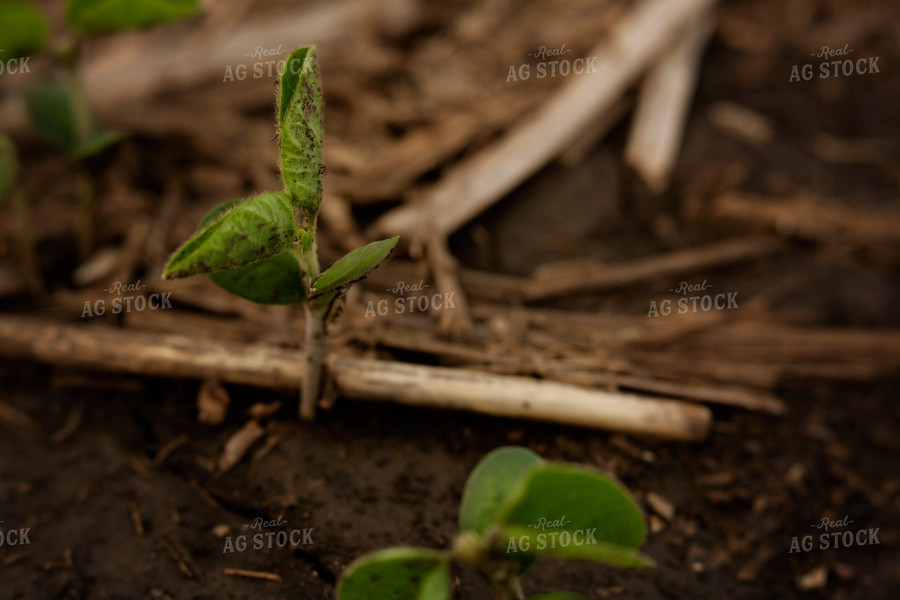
[0,0,202,260]
[0,134,42,296]
[162,46,400,421]
[337,446,653,600]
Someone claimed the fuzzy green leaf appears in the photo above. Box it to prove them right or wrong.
[163,192,298,279]
[0,1,48,61]
[337,548,450,600]
[310,236,399,297]
[190,197,307,303]
[208,253,306,305]
[66,0,200,36]
[278,46,324,213]
[496,465,648,562]
[459,446,544,535]
[24,79,122,159]
[0,135,19,201]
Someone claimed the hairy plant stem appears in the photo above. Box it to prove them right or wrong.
[301,302,326,420]
[294,214,324,421]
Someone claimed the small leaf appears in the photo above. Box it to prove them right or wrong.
[163,192,298,279]
[459,446,543,535]
[70,129,125,160]
[25,80,83,151]
[501,525,653,568]
[24,79,122,158]
[528,593,590,600]
[278,46,324,213]
[0,1,49,61]
[337,548,450,600]
[311,236,399,297]
[208,253,306,305]
[194,198,306,304]
[496,464,647,561]
[66,0,201,36]
[0,135,19,201]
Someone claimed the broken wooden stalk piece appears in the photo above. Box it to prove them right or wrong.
[624,10,715,193]
[0,316,712,441]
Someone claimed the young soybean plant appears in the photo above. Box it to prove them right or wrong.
[338,447,653,600]
[162,47,399,421]
[0,0,203,257]
[0,135,42,296]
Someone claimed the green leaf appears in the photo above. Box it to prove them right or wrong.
[337,548,450,600]
[25,80,81,151]
[70,129,125,159]
[189,197,307,303]
[208,253,306,305]
[163,192,298,279]
[278,46,324,213]
[501,525,653,568]
[0,135,19,201]
[495,464,648,565]
[24,79,122,159]
[0,1,48,61]
[196,196,244,230]
[459,446,544,535]
[311,236,399,297]
[66,0,201,36]
[528,594,590,600]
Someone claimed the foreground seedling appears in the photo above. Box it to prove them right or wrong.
[0,0,203,257]
[338,446,653,599]
[162,46,399,420]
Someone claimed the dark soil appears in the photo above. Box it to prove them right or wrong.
[1,362,898,599]
[1,0,899,598]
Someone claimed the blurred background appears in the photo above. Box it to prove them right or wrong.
[1,0,898,598]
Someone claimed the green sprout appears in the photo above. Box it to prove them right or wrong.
[162,47,400,421]
[0,134,43,296]
[0,0,203,258]
[338,446,653,600]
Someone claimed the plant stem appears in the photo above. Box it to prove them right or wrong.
[76,170,95,260]
[61,41,98,260]
[11,189,44,297]
[493,577,525,600]
[293,213,323,421]
[301,302,326,421]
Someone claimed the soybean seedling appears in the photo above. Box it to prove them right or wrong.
[337,446,653,600]
[0,134,43,296]
[0,0,203,257]
[162,46,399,421]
